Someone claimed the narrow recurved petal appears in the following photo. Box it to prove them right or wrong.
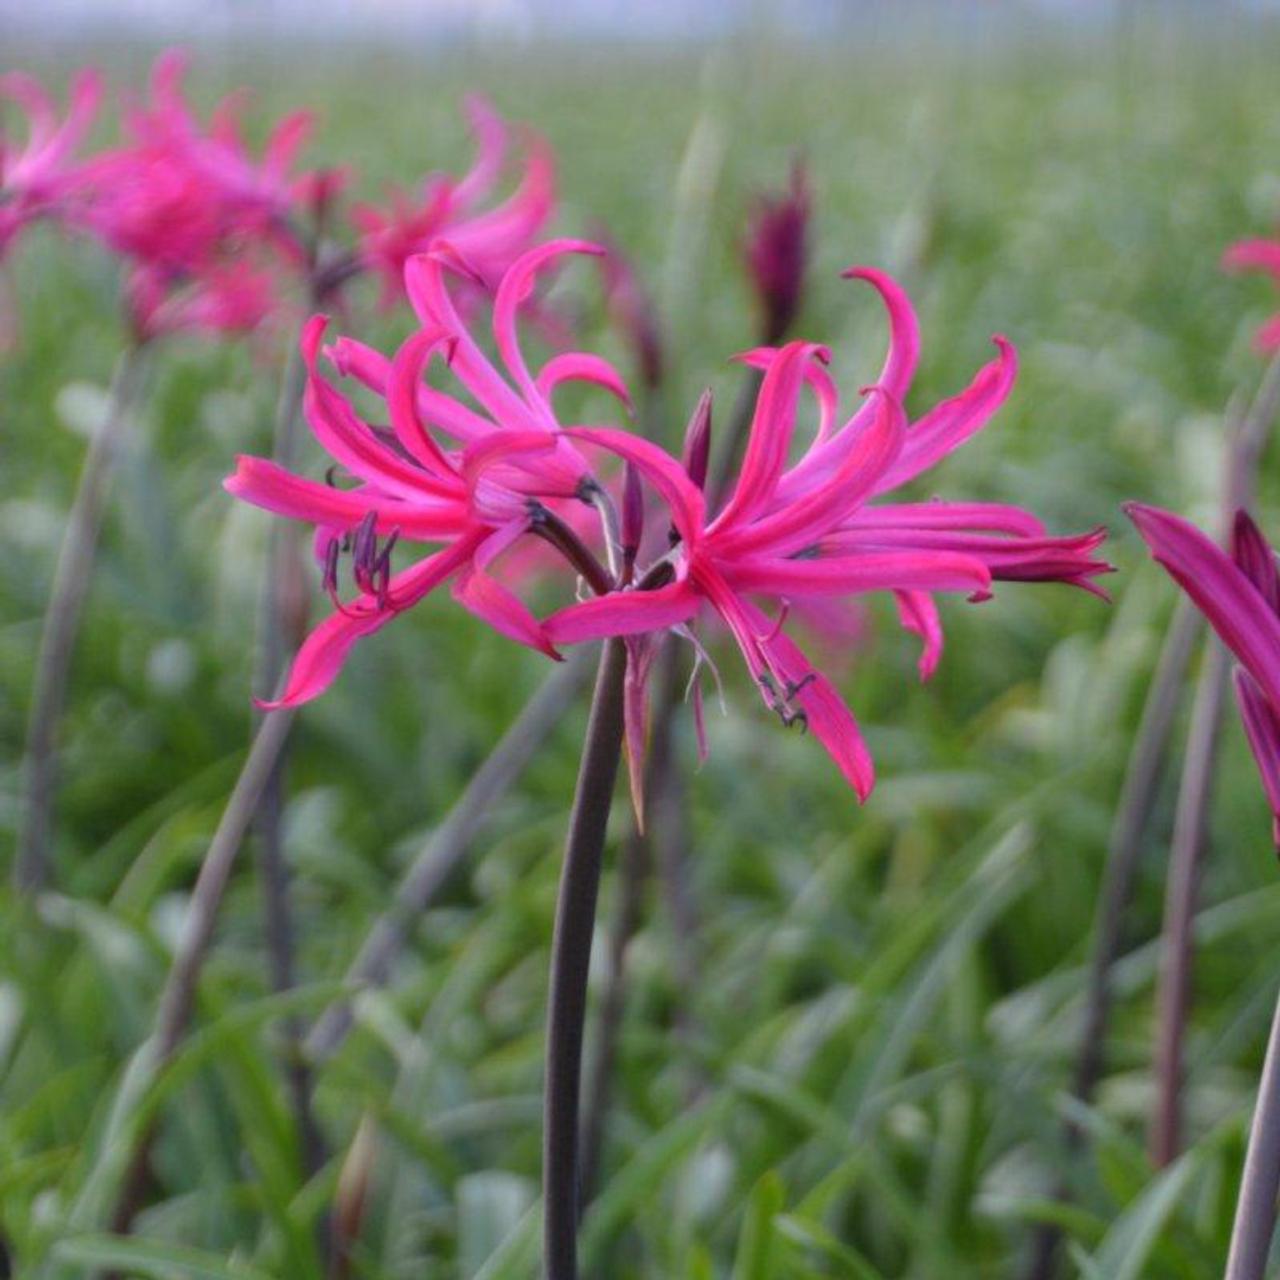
[261,536,480,709]
[875,336,1018,494]
[1230,509,1280,617]
[1127,502,1280,713]
[1233,667,1280,849]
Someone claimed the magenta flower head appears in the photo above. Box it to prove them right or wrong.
[75,50,317,271]
[351,96,554,309]
[543,267,1111,800]
[73,50,321,339]
[0,67,102,256]
[224,239,632,708]
[743,159,810,345]
[1127,502,1280,845]
[1223,238,1280,352]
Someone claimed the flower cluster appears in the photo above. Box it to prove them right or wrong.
[5,57,556,345]
[227,242,1110,801]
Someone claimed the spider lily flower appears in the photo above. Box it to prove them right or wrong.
[543,267,1111,799]
[351,96,554,308]
[0,67,102,256]
[76,50,315,275]
[743,159,810,345]
[225,239,632,708]
[1223,238,1280,352]
[125,259,280,341]
[1127,503,1280,846]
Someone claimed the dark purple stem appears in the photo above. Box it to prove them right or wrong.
[17,342,149,893]
[1225,982,1280,1279]
[544,638,628,1280]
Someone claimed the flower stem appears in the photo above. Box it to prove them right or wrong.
[1150,638,1229,1166]
[544,638,628,1280]
[110,705,296,1233]
[251,337,327,1181]
[1225,982,1280,1280]
[17,342,149,893]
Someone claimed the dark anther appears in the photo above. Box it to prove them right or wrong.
[760,671,813,733]
[785,674,816,700]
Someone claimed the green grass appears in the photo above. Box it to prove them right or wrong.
[6,20,1280,1277]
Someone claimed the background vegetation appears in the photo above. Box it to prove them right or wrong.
[5,18,1280,1277]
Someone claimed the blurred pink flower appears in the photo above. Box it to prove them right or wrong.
[76,50,313,273]
[1127,502,1280,846]
[225,240,630,708]
[351,96,554,308]
[544,267,1111,799]
[125,259,280,341]
[0,68,102,255]
[743,159,810,345]
[1223,238,1280,352]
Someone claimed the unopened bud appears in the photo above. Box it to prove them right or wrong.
[682,389,713,492]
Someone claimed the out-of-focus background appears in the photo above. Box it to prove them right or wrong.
[6,2,1280,1276]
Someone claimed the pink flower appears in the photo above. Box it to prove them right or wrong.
[544,267,1111,799]
[1127,502,1280,846]
[1223,238,1280,352]
[743,160,810,345]
[0,68,102,255]
[68,51,324,343]
[76,50,313,274]
[125,259,280,342]
[224,240,630,708]
[351,96,554,308]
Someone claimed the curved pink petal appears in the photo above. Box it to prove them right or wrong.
[446,129,555,264]
[847,500,1046,538]
[263,110,313,182]
[1232,510,1280,614]
[717,387,905,559]
[895,590,944,680]
[261,536,480,709]
[301,316,459,502]
[713,341,830,532]
[386,329,465,479]
[225,456,469,540]
[326,336,392,394]
[451,94,508,208]
[565,426,705,546]
[1234,667,1280,847]
[1223,239,1280,281]
[736,345,839,443]
[452,521,560,658]
[404,250,540,430]
[735,591,876,800]
[543,579,700,645]
[721,549,991,598]
[876,336,1018,494]
[535,352,632,412]
[1127,502,1280,713]
[492,238,604,403]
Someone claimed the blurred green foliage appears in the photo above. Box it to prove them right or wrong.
[5,19,1280,1277]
